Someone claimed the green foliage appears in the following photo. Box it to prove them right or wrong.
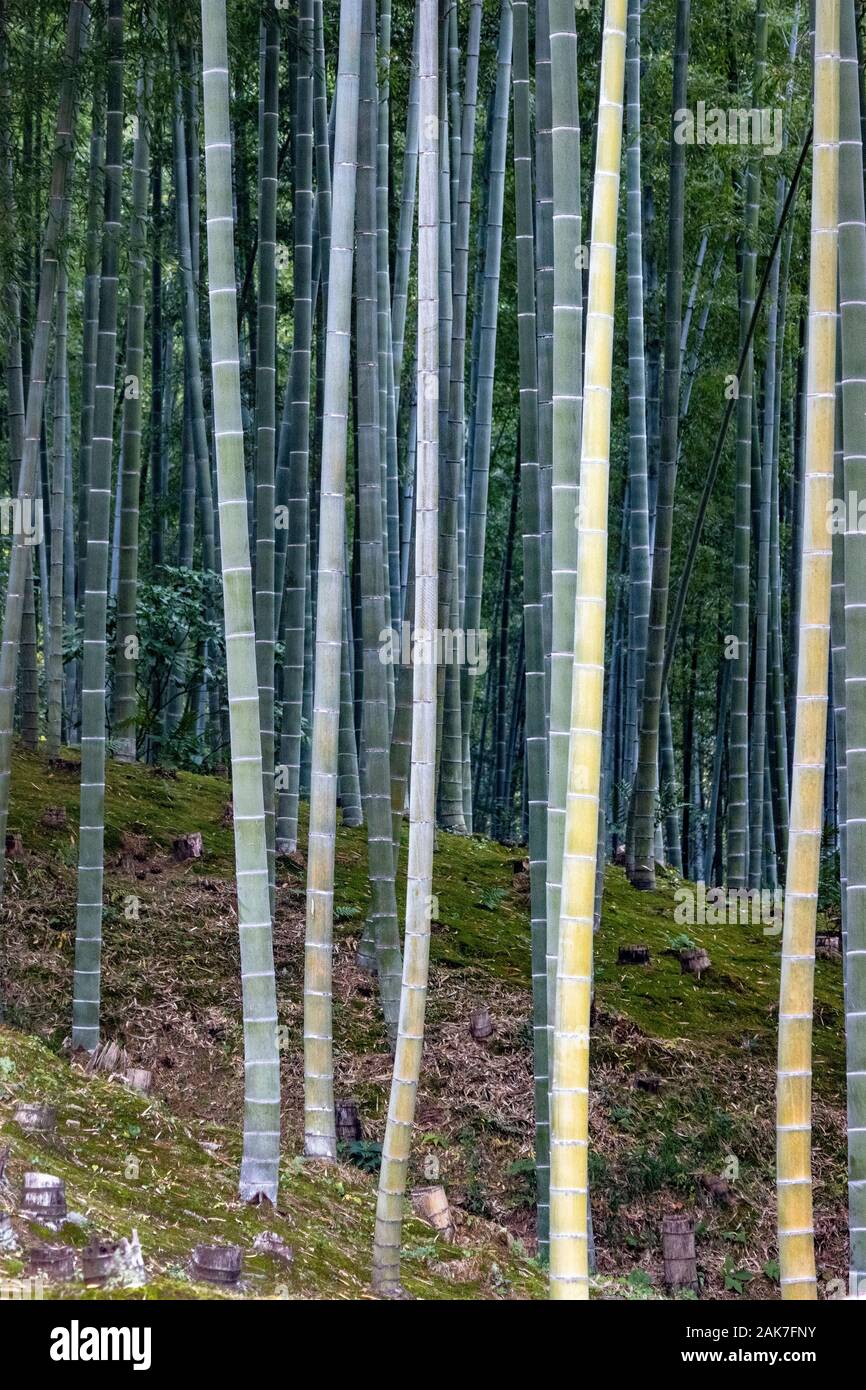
[722,1256,754,1295]
[339,1139,383,1175]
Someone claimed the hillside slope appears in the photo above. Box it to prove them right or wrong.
[0,747,848,1299]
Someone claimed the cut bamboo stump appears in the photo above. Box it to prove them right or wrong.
[411,1186,456,1242]
[116,1230,146,1287]
[5,831,24,858]
[41,805,67,829]
[191,1243,243,1285]
[82,1238,120,1286]
[21,1172,67,1224]
[335,1100,362,1144]
[618,945,650,965]
[0,1213,18,1251]
[85,1039,130,1076]
[14,1102,57,1134]
[173,832,203,861]
[469,1008,494,1040]
[634,1074,662,1094]
[680,948,711,980]
[662,1214,699,1293]
[123,1068,152,1095]
[28,1243,75,1280]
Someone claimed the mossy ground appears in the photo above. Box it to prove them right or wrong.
[0,746,849,1299]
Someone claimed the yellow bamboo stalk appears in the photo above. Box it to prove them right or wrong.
[549,0,626,1301]
[776,0,840,1302]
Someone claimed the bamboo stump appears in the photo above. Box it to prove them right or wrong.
[618,944,650,965]
[123,1068,152,1094]
[28,1243,75,1280]
[0,1213,18,1251]
[634,1074,662,1094]
[14,1102,57,1135]
[662,1214,699,1293]
[21,1172,67,1225]
[173,832,203,861]
[469,1008,494,1040]
[191,1243,243,1285]
[41,806,68,829]
[680,948,710,980]
[335,1100,362,1144]
[82,1238,120,1286]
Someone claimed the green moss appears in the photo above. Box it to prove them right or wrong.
[0,1029,545,1301]
[595,867,844,1092]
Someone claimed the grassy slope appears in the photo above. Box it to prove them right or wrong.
[0,747,848,1299]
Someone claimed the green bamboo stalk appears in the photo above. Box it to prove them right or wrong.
[545,0,582,1011]
[727,0,768,889]
[113,69,151,764]
[254,12,279,910]
[72,0,124,1051]
[201,0,281,1202]
[276,0,314,856]
[462,0,512,826]
[839,0,866,1295]
[46,272,68,756]
[623,0,650,822]
[512,0,549,1257]
[356,0,401,1036]
[627,0,690,891]
[77,84,105,611]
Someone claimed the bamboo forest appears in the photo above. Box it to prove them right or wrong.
[0,0,862,1332]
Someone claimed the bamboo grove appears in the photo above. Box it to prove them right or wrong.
[0,0,863,1300]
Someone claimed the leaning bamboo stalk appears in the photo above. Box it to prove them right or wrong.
[303,0,363,1161]
[372,0,438,1294]
[776,0,839,1302]
[838,0,866,1297]
[550,0,626,1301]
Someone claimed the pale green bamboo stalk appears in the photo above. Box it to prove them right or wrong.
[550,0,626,1299]
[356,0,401,1035]
[254,13,279,909]
[303,0,363,1161]
[276,0,314,856]
[512,0,549,1257]
[391,0,420,414]
[372,0,438,1292]
[545,0,582,1025]
[201,0,281,1201]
